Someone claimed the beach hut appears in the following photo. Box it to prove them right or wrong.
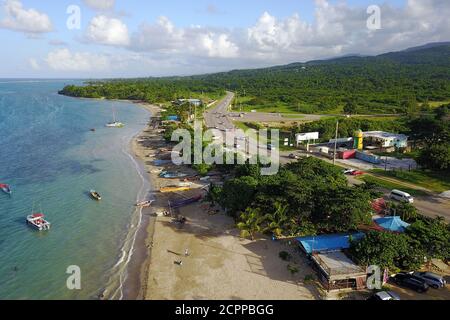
[374,216,410,233]
[296,233,367,292]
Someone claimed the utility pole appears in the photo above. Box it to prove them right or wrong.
[333,120,339,165]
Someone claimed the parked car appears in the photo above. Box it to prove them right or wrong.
[267,144,276,151]
[390,272,429,293]
[412,271,447,289]
[390,189,414,203]
[289,153,300,159]
[350,170,365,176]
[367,291,401,301]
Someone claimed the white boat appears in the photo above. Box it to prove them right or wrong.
[26,213,51,231]
[136,200,155,207]
[106,107,124,128]
[0,183,12,195]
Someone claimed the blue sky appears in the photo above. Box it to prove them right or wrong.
[0,0,448,78]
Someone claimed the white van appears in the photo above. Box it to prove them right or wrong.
[389,190,414,203]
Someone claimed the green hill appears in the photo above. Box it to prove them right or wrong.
[59,43,450,114]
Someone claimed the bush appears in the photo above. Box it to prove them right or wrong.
[287,265,299,275]
[279,251,292,261]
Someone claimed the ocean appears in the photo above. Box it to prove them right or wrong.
[0,80,150,299]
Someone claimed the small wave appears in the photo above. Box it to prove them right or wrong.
[103,128,151,300]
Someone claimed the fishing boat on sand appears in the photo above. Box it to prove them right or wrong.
[168,195,202,209]
[160,184,191,193]
[0,184,11,195]
[26,213,51,231]
[90,190,102,201]
[159,171,188,179]
[136,200,154,207]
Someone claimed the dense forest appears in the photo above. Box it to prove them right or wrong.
[59,43,450,114]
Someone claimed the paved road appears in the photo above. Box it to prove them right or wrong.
[204,91,235,130]
[204,94,450,222]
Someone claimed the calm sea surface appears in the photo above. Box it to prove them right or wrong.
[0,80,150,299]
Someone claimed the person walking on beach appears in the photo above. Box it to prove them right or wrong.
[185,249,189,257]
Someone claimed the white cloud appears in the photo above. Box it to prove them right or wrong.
[28,58,40,70]
[45,48,111,72]
[30,0,450,77]
[129,16,239,58]
[200,33,238,58]
[86,15,130,46]
[0,0,52,34]
[83,0,115,11]
[241,0,450,63]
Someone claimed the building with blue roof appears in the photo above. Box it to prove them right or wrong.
[296,233,367,292]
[296,233,365,255]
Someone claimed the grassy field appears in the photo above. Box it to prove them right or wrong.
[371,169,450,193]
[359,175,429,197]
[424,100,450,108]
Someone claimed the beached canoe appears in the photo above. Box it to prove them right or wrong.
[160,186,191,193]
[168,195,202,209]
[159,171,188,179]
[153,159,172,166]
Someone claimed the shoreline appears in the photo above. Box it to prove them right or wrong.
[118,101,165,300]
[57,94,164,300]
[61,94,320,300]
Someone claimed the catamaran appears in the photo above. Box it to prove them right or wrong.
[105,107,124,128]
[26,213,51,231]
[0,184,11,195]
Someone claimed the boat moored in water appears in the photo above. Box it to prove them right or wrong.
[26,213,51,231]
[105,108,124,128]
[105,121,124,128]
[90,190,102,201]
[0,183,11,195]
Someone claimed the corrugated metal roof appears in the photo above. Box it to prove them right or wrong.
[296,233,365,254]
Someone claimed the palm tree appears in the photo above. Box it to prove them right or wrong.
[263,202,289,237]
[237,208,264,240]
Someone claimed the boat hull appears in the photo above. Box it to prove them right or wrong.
[160,186,190,193]
[0,184,11,195]
[90,191,102,201]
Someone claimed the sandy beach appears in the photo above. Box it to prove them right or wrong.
[129,102,321,300]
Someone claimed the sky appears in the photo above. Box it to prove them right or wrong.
[0,0,449,78]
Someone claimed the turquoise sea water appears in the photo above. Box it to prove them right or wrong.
[0,80,150,299]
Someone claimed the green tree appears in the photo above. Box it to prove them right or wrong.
[237,208,265,240]
[219,176,259,217]
[418,143,450,171]
[349,231,423,271]
[389,202,419,222]
[343,100,358,115]
[406,218,450,260]
[263,202,290,237]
